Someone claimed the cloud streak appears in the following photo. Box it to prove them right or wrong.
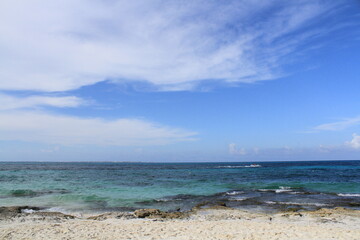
[0,93,84,110]
[0,0,340,92]
[313,116,360,131]
[0,111,197,146]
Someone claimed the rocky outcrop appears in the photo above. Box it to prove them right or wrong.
[133,209,188,219]
[88,212,135,221]
[192,201,230,211]
[0,206,41,214]
[0,206,76,223]
[134,209,161,218]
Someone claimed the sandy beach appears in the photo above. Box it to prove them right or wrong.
[1,207,360,240]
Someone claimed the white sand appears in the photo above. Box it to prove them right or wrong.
[1,208,360,240]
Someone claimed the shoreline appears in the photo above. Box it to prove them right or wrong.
[1,206,360,239]
[2,187,360,216]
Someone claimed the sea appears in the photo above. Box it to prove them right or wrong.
[0,161,359,214]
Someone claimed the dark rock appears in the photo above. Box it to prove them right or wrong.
[216,202,227,207]
[0,206,40,214]
[159,211,187,219]
[33,212,75,220]
[134,209,162,218]
[0,206,75,222]
[192,201,228,211]
[88,212,135,221]
[286,207,302,212]
[192,201,210,210]
[133,208,188,219]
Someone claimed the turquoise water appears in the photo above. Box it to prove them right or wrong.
[0,161,359,213]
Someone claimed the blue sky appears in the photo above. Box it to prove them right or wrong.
[0,0,360,161]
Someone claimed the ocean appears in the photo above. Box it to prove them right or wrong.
[0,161,359,214]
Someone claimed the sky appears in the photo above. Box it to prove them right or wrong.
[0,0,360,162]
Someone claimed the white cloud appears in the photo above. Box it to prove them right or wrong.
[346,133,360,149]
[229,143,247,155]
[0,0,337,92]
[0,111,197,146]
[0,93,84,110]
[313,116,360,131]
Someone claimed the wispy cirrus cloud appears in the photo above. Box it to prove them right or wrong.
[0,1,357,150]
[313,116,360,131]
[0,111,197,146]
[0,0,345,92]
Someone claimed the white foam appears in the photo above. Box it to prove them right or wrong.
[258,189,273,192]
[338,193,360,197]
[41,207,68,213]
[259,186,293,193]
[244,164,261,168]
[155,198,171,202]
[275,186,293,193]
[215,166,244,168]
[288,191,304,195]
[215,164,261,169]
[265,201,329,207]
[229,197,249,201]
[41,207,84,217]
[21,209,37,213]
[226,191,244,196]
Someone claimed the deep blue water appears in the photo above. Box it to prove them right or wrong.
[0,161,359,213]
